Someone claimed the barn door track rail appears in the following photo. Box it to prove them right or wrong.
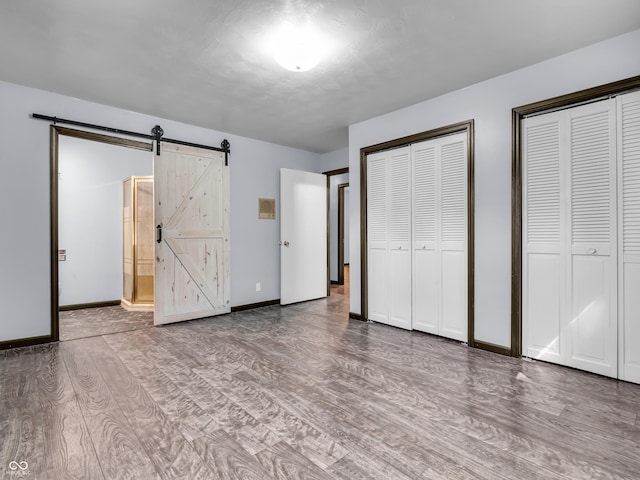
[31,113,231,165]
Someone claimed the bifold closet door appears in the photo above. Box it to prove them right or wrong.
[367,147,412,330]
[523,100,617,378]
[412,133,468,341]
[522,111,564,364]
[619,90,640,383]
[566,101,617,377]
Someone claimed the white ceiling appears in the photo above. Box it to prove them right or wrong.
[1,1,639,153]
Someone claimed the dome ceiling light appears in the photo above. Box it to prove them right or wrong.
[273,23,324,72]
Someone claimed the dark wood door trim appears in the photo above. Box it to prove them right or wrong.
[360,120,476,347]
[511,75,640,358]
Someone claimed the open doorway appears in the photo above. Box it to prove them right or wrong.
[324,168,350,305]
[338,182,350,291]
[54,127,155,341]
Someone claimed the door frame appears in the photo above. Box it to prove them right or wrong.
[511,75,640,357]
[338,182,349,286]
[323,167,349,295]
[359,120,476,346]
[49,126,153,341]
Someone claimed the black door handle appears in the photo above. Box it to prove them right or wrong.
[156,224,162,243]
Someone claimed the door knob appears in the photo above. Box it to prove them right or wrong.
[283,241,289,247]
[587,248,597,255]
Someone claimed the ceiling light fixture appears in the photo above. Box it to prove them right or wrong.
[273,23,323,72]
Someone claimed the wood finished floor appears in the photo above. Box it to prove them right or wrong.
[2,289,640,479]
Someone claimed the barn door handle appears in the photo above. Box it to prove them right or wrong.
[156,224,162,244]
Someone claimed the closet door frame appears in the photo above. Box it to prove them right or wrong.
[512,75,640,358]
[359,119,476,346]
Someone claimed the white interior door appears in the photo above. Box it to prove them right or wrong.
[154,143,230,325]
[280,168,327,305]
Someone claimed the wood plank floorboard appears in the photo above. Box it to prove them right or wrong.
[255,441,334,480]
[191,429,274,480]
[2,289,640,479]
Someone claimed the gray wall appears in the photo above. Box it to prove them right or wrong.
[58,136,152,306]
[348,29,640,348]
[0,81,324,342]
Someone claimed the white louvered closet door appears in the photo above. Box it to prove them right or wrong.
[388,147,412,329]
[619,90,640,383]
[523,99,617,378]
[412,140,438,334]
[367,151,389,324]
[412,133,468,341]
[566,101,617,378]
[367,147,412,329]
[522,112,564,364]
[439,134,468,341]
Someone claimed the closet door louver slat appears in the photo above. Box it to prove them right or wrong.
[622,96,640,256]
[389,150,411,244]
[570,111,612,248]
[440,140,466,244]
[367,155,387,245]
[413,145,436,245]
[526,121,561,246]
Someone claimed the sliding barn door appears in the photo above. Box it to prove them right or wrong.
[412,133,468,341]
[367,147,412,329]
[523,100,617,378]
[618,90,640,383]
[154,143,230,325]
